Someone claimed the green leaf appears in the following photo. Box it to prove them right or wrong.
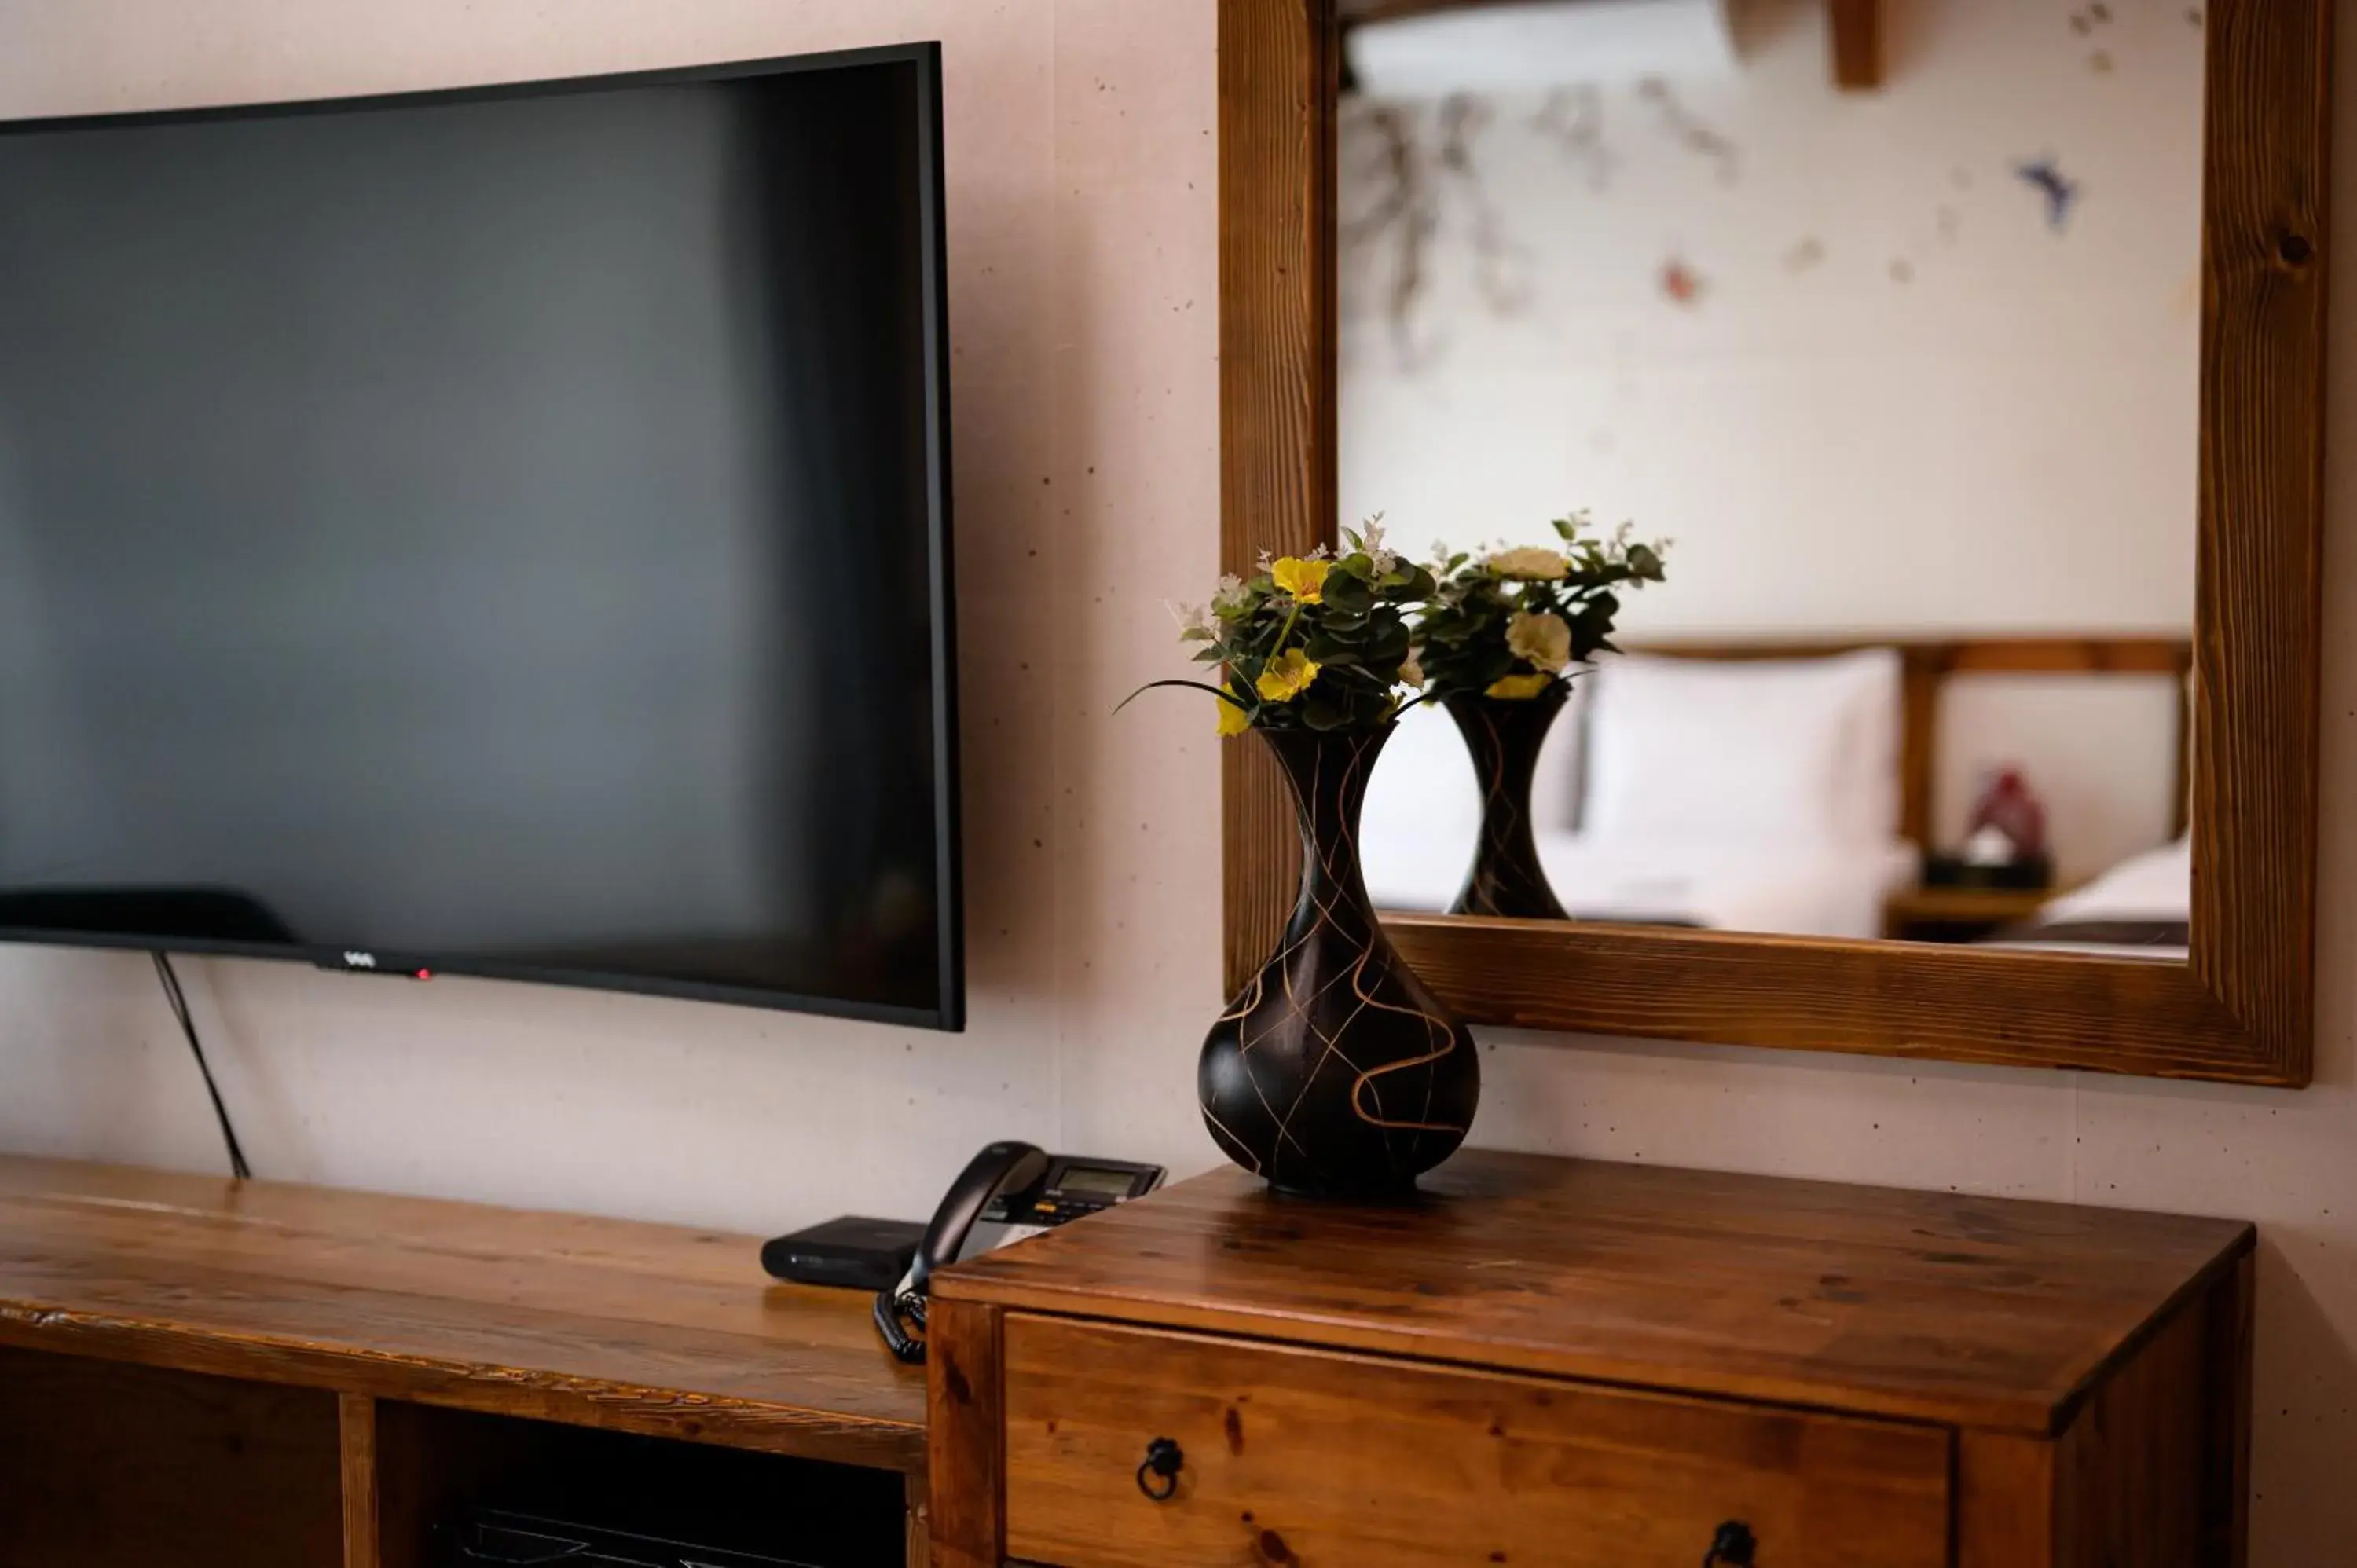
[1113,678,1248,716]
[1321,573,1374,615]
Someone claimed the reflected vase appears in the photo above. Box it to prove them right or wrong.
[1199,723,1479,1200]
[1444,685,1572,921]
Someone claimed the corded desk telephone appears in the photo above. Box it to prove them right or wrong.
[872,1141,1163,1364]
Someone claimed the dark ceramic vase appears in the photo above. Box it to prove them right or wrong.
[1444,685,1571,921]
[1198,724,1479,1199]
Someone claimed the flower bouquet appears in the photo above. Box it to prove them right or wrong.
[1131,522,1475,1199]
[1146,522,1435,736]
[1411,515,1668,919]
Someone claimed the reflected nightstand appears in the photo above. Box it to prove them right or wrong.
[1881,882,2057,942]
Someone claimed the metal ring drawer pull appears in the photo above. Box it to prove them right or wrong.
[1704,1520,1758,1566]
[1136,1436,1184,1501]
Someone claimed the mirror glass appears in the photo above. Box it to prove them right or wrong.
[1342,0,2201,959]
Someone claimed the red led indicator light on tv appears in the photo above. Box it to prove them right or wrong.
[415,969,433,980]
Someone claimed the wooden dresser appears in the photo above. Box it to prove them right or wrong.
[928,1150,2253,1568]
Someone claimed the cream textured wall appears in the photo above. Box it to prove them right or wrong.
[0,2,2352,1560]
[1340,0,2201,639]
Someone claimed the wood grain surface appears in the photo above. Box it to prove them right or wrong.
[904,1469,932,1568]
[936,1149,2251,1434]
[1382,914,2280,1082]
[1220,0,1338,996]
[1000,1313,1951,1568]
[342,1394,381,1568]
[924,1298,1004,1568]
[1952,1288,2238,1568]
[1957,1431,2059,1568]
[2205,1251,2256,1568]
[0,1156,926,1471]
[2188,0,2331,1083]
[2050,1294,2210,1568]
[0,1342,345,1567]
[1220,0,2331,1084]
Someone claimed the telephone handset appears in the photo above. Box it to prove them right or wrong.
[874,1141,1164,1365]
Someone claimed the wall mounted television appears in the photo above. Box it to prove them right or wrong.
[0,45,963,1028]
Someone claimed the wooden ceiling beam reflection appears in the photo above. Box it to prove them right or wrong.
[1829,0,1886,90]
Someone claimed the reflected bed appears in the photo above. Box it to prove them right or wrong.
[1369,832,1919,939]
[1990,839,2191,961]
[1360,637,2190,946]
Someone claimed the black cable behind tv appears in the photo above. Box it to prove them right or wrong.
[153,953,252,1181]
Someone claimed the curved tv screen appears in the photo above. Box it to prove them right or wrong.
[0,46,962,1028]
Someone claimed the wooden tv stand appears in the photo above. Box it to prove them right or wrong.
[0,1156,929,1566]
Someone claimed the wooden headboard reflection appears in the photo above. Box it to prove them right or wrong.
[1624,636,2196,847]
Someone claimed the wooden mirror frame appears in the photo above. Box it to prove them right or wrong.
[1218,0,2330,1084]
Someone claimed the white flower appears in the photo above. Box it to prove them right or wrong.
[1354,516,1399,574]
[1397,650,1427,688]
[1506,610,1573,672]
[1489,546,1571,582]
[1211,573,1252,617]
[1165,599,1215,640]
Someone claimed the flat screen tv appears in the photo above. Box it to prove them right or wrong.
[0,46,962,1028]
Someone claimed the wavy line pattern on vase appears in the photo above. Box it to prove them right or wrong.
[1198,722,1479,1198]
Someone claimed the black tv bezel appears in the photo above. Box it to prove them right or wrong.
[0,43,967,1032]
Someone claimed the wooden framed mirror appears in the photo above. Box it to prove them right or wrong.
[1218,0,2327,1084]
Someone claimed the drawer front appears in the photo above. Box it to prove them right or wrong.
[1002,1314,1950,1568]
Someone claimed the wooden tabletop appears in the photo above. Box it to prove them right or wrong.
[0,1156,926,1471]
[936,1149,2251,1435]
[1883,885,2061,921]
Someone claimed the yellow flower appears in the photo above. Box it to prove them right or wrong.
[1255,648,1321,702]
[1487,546,1570,581]
[1505,610,1573,673]
[1486,672,1554,700]
[1270,556,1332,603]
[1397,650,1427,688]
[1215,696,1252,737]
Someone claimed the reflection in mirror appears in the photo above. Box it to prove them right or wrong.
[1342,0,2201,958]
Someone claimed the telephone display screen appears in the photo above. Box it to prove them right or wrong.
[1055,1167,1139,1199]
